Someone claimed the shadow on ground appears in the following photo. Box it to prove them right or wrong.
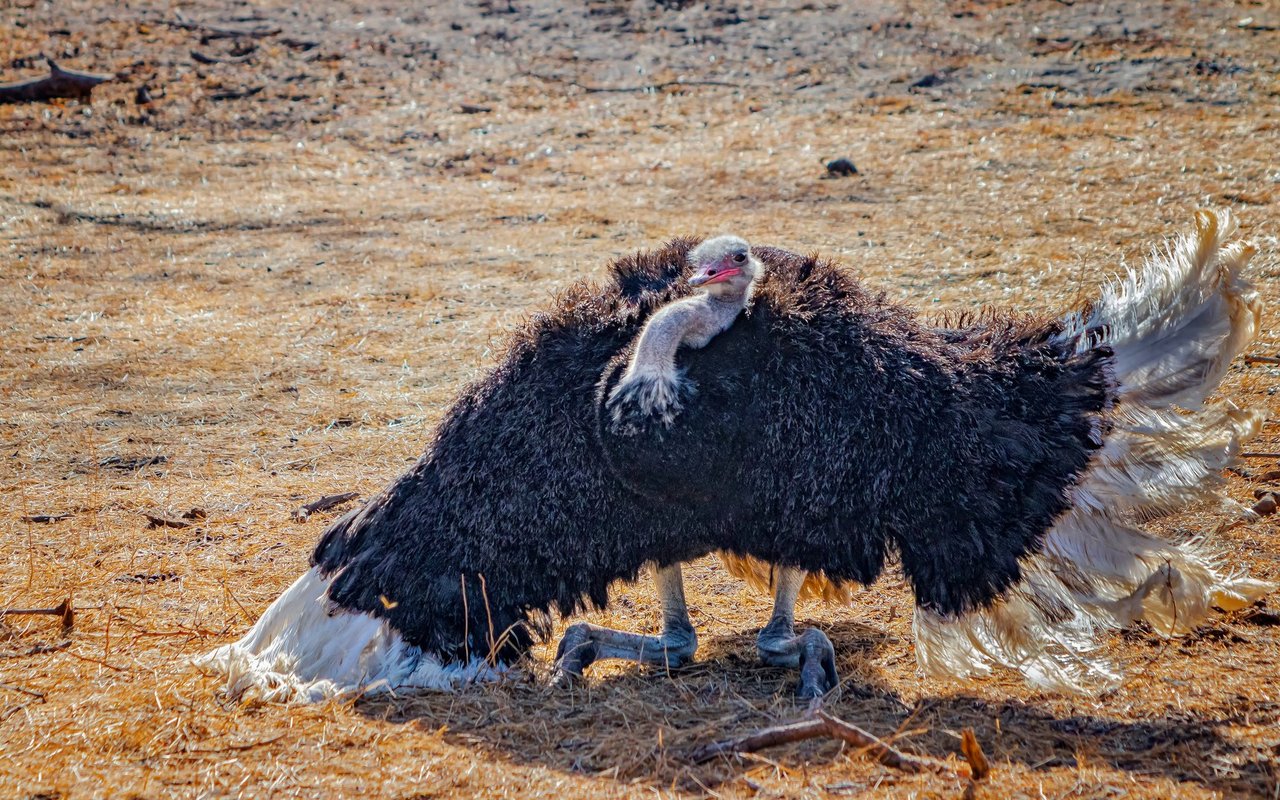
[357,622,1278,796]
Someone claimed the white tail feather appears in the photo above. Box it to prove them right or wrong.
[915,562,1120,693]
[1058,210,1261,408]
[914,210,1272,692]
[1072,403,1262,522]
[194,567,499,702]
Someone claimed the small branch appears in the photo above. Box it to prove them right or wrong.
[688,711,977,780]
[200,26,281,41]
[0,59,113,104]
[818,712,968,777]
[209,86,264,101]
[1241,453,1280,459]
[0,682,46,700]
[519,71,746,93]
[293,491,359,522]
[59,648,125,672]
[960,729,990,781]
[1244,355,1280,365]
[100,454,168,471]
[191,50,252,65]
[164,14,282,42]
[143,512,191,529]
[1,599,75,630]
[0,641,70,660]
[22,513,72,523]
[177,733,287,754]
[689,716,827,763]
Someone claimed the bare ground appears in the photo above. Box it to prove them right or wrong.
[3,1,1280,797]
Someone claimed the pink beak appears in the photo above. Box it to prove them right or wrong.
[689,266,743,287]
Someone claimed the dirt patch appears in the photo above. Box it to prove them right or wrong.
[2,0,1280,797]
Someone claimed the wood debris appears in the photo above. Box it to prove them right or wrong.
[0,59,113,104]
[688,710,983,780]
[144,512,192,529]
[22,513,72,523]
[293,491,360,522]
[1,599,75,631]
[191,49,253,65]
[100,454,169,471]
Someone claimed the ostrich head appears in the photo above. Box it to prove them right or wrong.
[688,235,760,298]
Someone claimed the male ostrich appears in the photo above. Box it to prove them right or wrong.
[198,210,1270,702]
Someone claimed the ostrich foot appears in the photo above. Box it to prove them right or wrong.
[553,562,698,683]
[756,564,839,699]
[553,621,698,681]
[757,620,839,700]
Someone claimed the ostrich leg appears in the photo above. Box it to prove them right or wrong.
[756,566,838,699]
[554,562,698,678]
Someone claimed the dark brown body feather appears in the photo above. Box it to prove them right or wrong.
[314,241,1114,662]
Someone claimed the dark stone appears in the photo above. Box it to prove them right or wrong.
[825,157,859,177]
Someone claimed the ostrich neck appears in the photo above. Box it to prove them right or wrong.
[626,289,750,378]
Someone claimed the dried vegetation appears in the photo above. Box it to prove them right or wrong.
[3,0,1280,797]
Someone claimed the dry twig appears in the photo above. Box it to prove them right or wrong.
[191,50,253,65]
[688,710,980,779]
[520,71,747,93]
[0,682,47,700]
[165,14,282,41]
[1,600,75,631]
[293,491,360,522]
[960,728,990,780]
[144,512,192,529]
[0,59,113,104]
[22,513,72,523]
[210,85,264,101]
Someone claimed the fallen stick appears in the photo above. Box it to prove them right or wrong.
[143,512,191,529]
[210,85,263,101]
[0,641,70,659]
[0,682,46,700]
[1,599,74,630]
[191,50,252,65]
[518,71,748,93]
[293,491,359,522]
[1241,453,1280,459]
[959,728,990,781]
[688,710,978,779]
[1244,355,1280,365]
[0,59,114,104]
[22,513,72,523]
[165,15,282,41]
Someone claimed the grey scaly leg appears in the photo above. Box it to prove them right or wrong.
[756,566,838,699]
[554,562,697,678]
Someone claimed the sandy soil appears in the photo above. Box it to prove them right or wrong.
[3,0,1280,797]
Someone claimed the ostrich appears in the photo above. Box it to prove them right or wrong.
[607,234,761,429]
[198,210,1270,702]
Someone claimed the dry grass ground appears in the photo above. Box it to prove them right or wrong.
[3,1,1280,797]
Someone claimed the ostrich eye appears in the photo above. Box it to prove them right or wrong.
[732,253,747,264]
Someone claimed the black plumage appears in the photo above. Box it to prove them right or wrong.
[313,240,1113,661]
